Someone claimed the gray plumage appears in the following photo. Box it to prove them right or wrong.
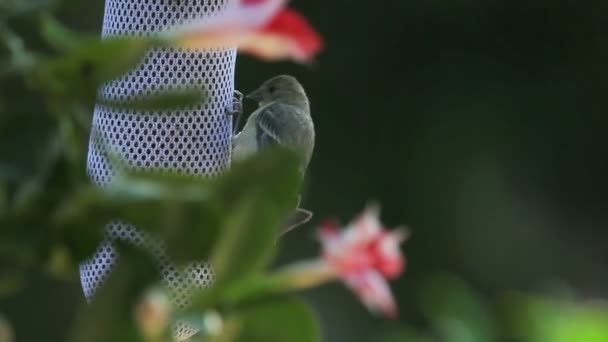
[232,75,315,173]
[232,75,315,236]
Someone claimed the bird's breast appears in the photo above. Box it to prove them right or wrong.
[231,124,259,161]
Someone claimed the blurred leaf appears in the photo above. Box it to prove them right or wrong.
[29,37,153,105]
[0,0,54,18]
[54,148,300,268]
[228,296,320,342]
[68,243,158,342]
[212,148,301,212]
[11,133,62,213]
[52,177,220,265]
[205,260,335,309]
[0,181,6,218]
[39,13,87,51]
[208,148,301,285]
[0,231,37,267]
[98,87,207,111]
[509,295,608,342]
[209,275,278,309]
[377,327,435,342]
[0,100,54,182]
[135,147,299,269]
[0,269,23,297]
[155,199,222,264]
[57,208,104,263]
[420,274,496,342]
[46,243,77,279]
[209,197,277,286]
[0,23,37,74]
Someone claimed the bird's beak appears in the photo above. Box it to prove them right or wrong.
[246,89,263,102]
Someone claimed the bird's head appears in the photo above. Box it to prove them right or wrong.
[246,74,307,105]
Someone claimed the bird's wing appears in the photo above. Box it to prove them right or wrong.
[255,102,310,149]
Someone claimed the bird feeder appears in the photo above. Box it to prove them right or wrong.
[79,0,235,338]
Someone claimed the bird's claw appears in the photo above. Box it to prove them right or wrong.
[230,90,244,115]
[227,90,244,135]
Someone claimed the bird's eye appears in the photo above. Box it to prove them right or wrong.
[268,86,277,93]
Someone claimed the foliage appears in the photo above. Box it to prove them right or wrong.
[1,3,318,341]
[2,2,607,342]
[375,274,608,342]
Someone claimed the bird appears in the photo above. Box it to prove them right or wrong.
[232,74,315,173]
[232,75,315,235]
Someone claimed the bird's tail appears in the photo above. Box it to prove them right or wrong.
[279,207,313,236]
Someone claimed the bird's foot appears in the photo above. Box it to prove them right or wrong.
[227,90,244,135]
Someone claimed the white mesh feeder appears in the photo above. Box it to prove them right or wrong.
[80,0,236,339]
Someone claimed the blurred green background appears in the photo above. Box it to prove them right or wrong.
[3,0,608,341]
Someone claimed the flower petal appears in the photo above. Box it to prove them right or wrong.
[351,203,382,243]
[373,229,408,279]
[254,8,323,62]
[168,0,286,49]
[345,270,398,318]
[318,219,340,242]
[316,204,407,319]
[233,0,287,28]
[169,5,322,63]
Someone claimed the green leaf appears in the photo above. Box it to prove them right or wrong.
[54,147,300,279]
[208,148,302,285]
[0,269,23,297]
[29,36,153,104]
[0,0,54,18]
[159,200,223,264]
[229,296,320,342]
[98,87,207,111]
[209,197,278,286]
[0,181,7,218]
[377,328,435,342]
[56,220,104,264]
[127,148,302,312]
[509,295,608,342]
[212,148,301,213]
[68,244,158,342]
[204,260,336,309]
[39,13,86,51]
[53,175,221,264]
[420,274,496,342]
[0,24,37,74]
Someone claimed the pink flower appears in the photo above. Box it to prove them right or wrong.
[168,0,323,63]
[318,205,408,318]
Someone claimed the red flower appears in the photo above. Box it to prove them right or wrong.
[318,205,408,318]
[168,0,322,63]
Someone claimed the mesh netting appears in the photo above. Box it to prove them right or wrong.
[80,0,235,339]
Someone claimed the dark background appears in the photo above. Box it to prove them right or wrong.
[3,0,608,341]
